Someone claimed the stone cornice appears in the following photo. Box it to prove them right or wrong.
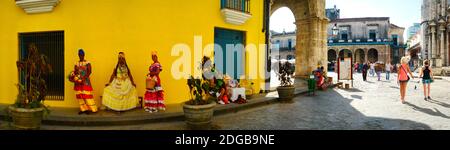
[15,0,60,14]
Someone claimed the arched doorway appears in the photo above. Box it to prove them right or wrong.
[270,0,328,78]
[339,49,353,60]
[328,49,337,71]
[269,6,296,90]
[368,49,379,63]
[354,49,365,63]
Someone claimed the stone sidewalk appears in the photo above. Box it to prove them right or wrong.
[0,86,308,127]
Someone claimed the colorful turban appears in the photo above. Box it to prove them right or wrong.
[78,49,85,55]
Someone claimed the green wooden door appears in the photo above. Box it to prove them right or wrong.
[214,28,245,79]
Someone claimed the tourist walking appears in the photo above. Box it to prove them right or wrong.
[362,62,369,81]
[369,62,375,76]
[419,60,434,101]
[398,57,415,104]
[358,63,363,73]
[385,62,392,80]
[375,63,382,81]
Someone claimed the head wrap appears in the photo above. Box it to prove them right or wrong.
[78,49,85,55]
[151,51,157,56]
[119,52,125,58]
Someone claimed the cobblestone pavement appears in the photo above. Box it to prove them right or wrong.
[2,72,450,130]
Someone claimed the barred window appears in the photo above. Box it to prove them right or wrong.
[19,31,65,101]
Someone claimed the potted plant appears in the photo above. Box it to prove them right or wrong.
[183,56,217,130]
[8,43,51,130]
[276,61,295,101]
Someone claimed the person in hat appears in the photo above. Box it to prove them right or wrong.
[74,49,98,115]
[144,51,165,113]
[102,52,139,113]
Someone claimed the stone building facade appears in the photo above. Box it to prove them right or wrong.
[421,0,450,69]
[327,17,406,66]
[270,31,296,60]
[407,28,422,68]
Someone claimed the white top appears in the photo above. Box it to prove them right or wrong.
[370,64,375,69]
[385,64,392,71]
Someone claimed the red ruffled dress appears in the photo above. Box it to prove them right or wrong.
[144,62,165,112]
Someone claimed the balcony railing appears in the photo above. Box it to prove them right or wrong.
[221,0,250,14]
[328,38,394,46]
[278,47,296,51]
[220,0,252,25]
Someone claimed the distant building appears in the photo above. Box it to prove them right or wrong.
[270,30,296,60]
[327,17,407,65]
[406,30,422,68]
[326,5,340,21]
[407,23,421,40]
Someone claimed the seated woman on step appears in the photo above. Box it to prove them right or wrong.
[102,52,139,113]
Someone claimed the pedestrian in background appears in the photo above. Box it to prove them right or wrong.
[375,63,382,81]
[362,62,369,81]
[419,60,434,101]
[398,57,415,104]
[358,63,363,73]
[385,62,392,80]
[369,62,375,76]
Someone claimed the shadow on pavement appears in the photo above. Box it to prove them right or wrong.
[405,102,450,119]
[351,95,363,100]
[342,88,364,93]
[210,88,434,130]
[319,90,431,130]
[389,86,400,89]
[428,99,450,108]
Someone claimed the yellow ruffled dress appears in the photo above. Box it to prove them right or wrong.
[102,66,139,111]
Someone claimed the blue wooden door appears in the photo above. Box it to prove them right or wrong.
[214,28,245,79]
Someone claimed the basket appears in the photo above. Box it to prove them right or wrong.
[146,76,156,89]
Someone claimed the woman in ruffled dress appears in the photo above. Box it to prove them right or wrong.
[102,52,139,113]
[144,51,165,113]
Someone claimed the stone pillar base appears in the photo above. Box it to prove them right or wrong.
[436,58,443,68]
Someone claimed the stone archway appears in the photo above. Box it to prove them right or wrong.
[368,48,379,63]
[328,49,337,71]
[328,49,337,63]
[271,0,328,78]
[339,49,353,59]
[355,49,365,63]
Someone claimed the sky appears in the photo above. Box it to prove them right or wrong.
[270,0,422,39]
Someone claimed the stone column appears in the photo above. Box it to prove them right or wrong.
[428,34,432,60]
[430,25,437,67]
[431,27,437,60]
[447,31,450,66]
[438,25,446,67]
[295,17,328,78]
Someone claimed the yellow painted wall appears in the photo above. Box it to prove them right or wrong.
[0,0,267,108]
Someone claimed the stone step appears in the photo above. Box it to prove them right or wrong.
[0,88,311,126]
